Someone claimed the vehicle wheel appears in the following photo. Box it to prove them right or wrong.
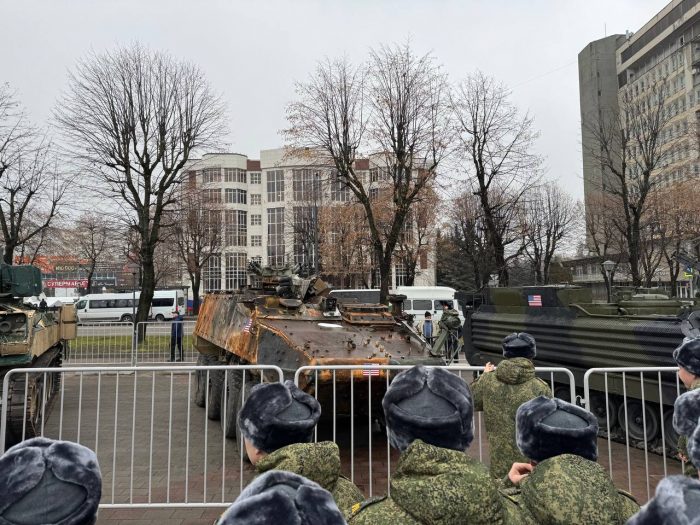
[589,392,619,430]
[155,314,165,322]
[618,400,660,442]
[234,378,257,462]
[662,409,680,452]
[192,354,208,408]
[220,369,243,439]
[207,367,224,421]
[121,314,133,323]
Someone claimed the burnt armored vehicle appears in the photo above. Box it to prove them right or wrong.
[464,285,699,448]
[0,263,77,446]
[192,264,443,452]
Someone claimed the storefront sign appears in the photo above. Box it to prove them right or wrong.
[45,279,88,289]
[54,264,79,272]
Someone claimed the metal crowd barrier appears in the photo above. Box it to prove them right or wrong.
[583,366,684,502]
[133,321,198,364]
[0,365,284,508]
[294,364,576,497]
[65,322,135,365]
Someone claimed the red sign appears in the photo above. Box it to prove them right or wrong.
[45,279,88,289]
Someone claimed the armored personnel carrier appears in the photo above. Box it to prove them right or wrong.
[0,263,77,447]
[192,264,443,453]
[464,285,699,448]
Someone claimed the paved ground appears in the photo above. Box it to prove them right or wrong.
[8,369,682,524]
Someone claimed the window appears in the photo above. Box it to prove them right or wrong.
[251,214,261,226]
[225,188,247,204]
[225,210,247,246]
[151,298,174,307]
[251,235,262,247]
[224,168,246,183]
[292,169,322,201]
[370,168,390,183]
[202,168,221,184]
[293,206,318,268]
[250,194,262,206]
[395,261,408,287]
[267,170,285,202]
[204,255,221,292]
[202,188,221,203]
[250,172,261,184]
[267,207,285,266]
[76,300,87,310]
[413,299,432,311]
[369,188,379,201]
[330,171,351,202]
[226,253,248,291]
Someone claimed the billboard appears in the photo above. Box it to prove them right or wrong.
[45,279,88,289]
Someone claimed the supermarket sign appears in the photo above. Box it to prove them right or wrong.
[45,279,88,289]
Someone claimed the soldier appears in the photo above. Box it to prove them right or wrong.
[673,387,700,479]
[238,380,363,518]
[216,470,347,524]
[673,337,700,476]
[626,476,700,524]
[349,365,518,524]
[430,302,461,359]
[471,332,551,478]
[0,437,102,525]
[502,396,639,524]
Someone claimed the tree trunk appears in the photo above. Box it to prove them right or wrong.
[137,249,156,343]
[378,253,392,304]
[3,243,14,265]
[192,271,201,315]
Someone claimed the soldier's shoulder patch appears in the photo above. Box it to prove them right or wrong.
[351,496,387,516]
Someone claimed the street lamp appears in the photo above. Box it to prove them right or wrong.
[602,260,615,303]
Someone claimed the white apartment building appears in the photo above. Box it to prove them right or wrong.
[182,149,437,295]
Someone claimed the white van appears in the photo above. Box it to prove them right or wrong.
[394,286,465,327]
[75,290,185,323]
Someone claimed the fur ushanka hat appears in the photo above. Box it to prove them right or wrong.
[217,470,346,525]
[674,337,700,377]
[673,388,700,470]
[627,475,700,525]
[237,380,321,453]
[502,332,536,359]
[382,365,473,452]
[0,437,102,525]
[516,396,598,462]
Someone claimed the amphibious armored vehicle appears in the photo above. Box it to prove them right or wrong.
[192,264,443,453]
[0,263,77,447]
[464,285,699,448]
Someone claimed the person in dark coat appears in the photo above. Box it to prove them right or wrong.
[169,311,184,362]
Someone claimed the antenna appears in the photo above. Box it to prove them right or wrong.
[604,23,607,37]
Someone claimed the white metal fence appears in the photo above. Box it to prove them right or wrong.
[583,366,684,502]
[133,321,197,364]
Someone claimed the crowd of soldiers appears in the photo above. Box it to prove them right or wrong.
[1,335,700,524]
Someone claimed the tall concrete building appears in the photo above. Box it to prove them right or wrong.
[181,150,437,295]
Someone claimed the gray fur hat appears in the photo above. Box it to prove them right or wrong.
[673,388,700,469]
[217,470,346,525]
[382,365,473,452]
[516,396,598,462]
[674,337,700,377]
[238,380,321,453]
[502,332,536,359]
[0,437,102,525]
[627,475,700,525]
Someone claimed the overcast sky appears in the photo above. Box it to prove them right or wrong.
[2,0,668,199]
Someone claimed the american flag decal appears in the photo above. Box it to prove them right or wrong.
[362,365,380,376]
[242,318,253,333]
[527,295,542,307]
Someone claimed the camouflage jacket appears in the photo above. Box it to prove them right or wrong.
[677,378,700,476]
[348,439,520,525]
[472,358,552,478]
[255,441,364,519]
[499,454,639,524]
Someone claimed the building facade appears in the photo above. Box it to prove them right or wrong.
[182,149,437,295]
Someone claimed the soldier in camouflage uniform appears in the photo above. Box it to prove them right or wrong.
[349,365,519,525]
[238,380,363,518]
[471,332,551,478]
[673,337,700,477]
[499,396,639,524]
[626,475,700,524]
[673,387,700,480]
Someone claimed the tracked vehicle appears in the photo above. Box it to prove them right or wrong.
[0,263,77,447]
[464,285,699,449]
[192,264,443,454]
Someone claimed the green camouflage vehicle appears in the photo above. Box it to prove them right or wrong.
[464,285,699,449]
[0,263,77,447]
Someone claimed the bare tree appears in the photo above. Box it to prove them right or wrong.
[286,44,450,302]
[395,184,439,286]
[522,183,578,284]
[173,182,222,314]
[584,192,627,287]
[72,213,111,294]
[55,43,226,334]
[0,85,67,263]
[451,72,541,286]
[583,80,673,287]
